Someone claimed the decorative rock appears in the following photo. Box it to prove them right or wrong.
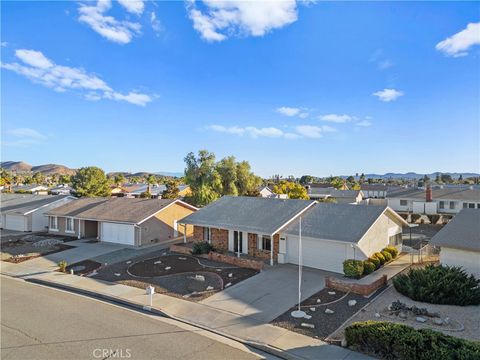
[325,308,335,314]
[154,260,162,264]
[87,271,98,277]
[228,273,233,278]
[374,313,381,318]
[195,275,205,282]
[114,273,121,277]
[416,317,427,323]
[126,261,132,264]
[216,269,222,272]
[225,282,232,288]
[316,299,322,304]
[328,291,336,295]
[434,318,443,326]
[348,300,357,307]
[387,304,392,311]
[301,323,315,329]
[206,286,214,291]
[304,314,312,320]
[179,257,187,260]
[444,317,450,325]
[165,266,171,270]
[310,307,316,312]
[398,311,408,319]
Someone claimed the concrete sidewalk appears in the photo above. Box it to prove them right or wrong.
[356,253,411,285]
[25,272,372,360]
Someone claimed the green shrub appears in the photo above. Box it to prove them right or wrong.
[58,260,67,273]
[393,264,480,306]
[381,250,392,262]
[192,241,215,255]
[345,321,480,360]
[372,252,386,265]
[343,259,364,279]
[383,246,399,258]
[368,257,381,269]
[363,260,376,275]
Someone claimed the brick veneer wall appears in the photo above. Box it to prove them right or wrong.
[325,275,388,296]
[208,252,264,271]
[211,228,228,253]
[193,226,204,242]
[247,233,279,262]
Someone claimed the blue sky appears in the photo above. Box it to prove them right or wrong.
[1,1,479,177]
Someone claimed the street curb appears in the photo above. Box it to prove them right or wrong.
[26,277,307,360]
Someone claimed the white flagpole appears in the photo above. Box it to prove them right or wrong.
[291,217,306,318]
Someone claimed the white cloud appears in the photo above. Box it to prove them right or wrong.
[78,0,141,44]
[2,49,152,106]
[378,59,393,70]
[319,113,352,123]
[320,125,337,132]
[1,42,7,47]
[355,120,372,127]
[277,106,300,117]
[150,12,162,34]
[295,125,322,138]
[117,0,144,15]
[186,0,299,42]
[370,49,394,70]
[372,88,404,102]
[436,22,480,57]
[4,128,48,147]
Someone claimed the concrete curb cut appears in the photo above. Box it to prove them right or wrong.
[26,277,306,360]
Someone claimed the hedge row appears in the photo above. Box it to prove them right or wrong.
[343,246,399,278]
[345,321,480,360]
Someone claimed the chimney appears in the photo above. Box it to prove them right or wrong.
[426,184,432,202]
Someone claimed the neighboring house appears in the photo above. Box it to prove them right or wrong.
[115,184,191,199]
[0,194,75,232]
[387,187,480,215]
[179,196,407,273]
[258,186,288,199]
[49,184,74,195]
[430,209,480,278]
[11,184,49,195]
[360,184,388,198]
[307,188,364,204]
[46,197,197,246]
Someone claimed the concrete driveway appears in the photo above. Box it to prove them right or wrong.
[200,264,333,323]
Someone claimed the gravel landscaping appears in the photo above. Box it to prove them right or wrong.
[92,249,258,301]
[66,260,103,276]
[1,234,74,263]
[271,288,375,339]
[329,285,480,342]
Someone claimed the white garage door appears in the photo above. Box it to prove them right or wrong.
[287,235,346,273]
[101,223,135,245]
[5,215,27,232]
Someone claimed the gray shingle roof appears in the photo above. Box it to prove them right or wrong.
[308,188,361,198]
[179,196,315,234]
[430,209,480,252]
[0,194,71,215]
[284,203,391,243]
[387,188,480,201]
[46,197,180,224]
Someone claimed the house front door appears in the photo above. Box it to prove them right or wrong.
[234,231,243,253]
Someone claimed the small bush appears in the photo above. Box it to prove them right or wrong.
[393,264,480,306]
[363,260,376,275]
[343,259,364,279]
[192,241,215,255]
[345,321,480,360]
[383,246,399,258]
[372,252,386,265]
[381,250,392,262]
[368,257,381,269]
[58,260,67,273]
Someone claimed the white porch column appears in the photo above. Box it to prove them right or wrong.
[270,234,274,266]
[183,224,187,243]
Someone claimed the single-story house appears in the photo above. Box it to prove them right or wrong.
[430,209,480,278]
[307,188,364,204]
[11,184,49,195]
[179,196,408,272]
[360,184,388,199]
[0,194,75,232]
[46,197,198,246]
[258,186,288,199]
[49,184,74,195]
[111,184,191,199]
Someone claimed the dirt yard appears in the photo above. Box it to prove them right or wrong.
[1,234,73,263]
[92,250,259,301]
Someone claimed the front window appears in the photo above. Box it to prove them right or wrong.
[439,201,444,209]
[261,235,271,251]
[449,201,455,209]
[389,233,402,246]
[463,203,468,208]
[400,200,407,206]
[50,216,58,230]
[469,203,475,208]
[66,218,74,232]
[203,227,210,242]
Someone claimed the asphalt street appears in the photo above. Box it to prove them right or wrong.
[0,276,270,360]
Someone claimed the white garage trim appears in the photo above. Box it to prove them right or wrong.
[100,222,135,246]
[5,214,28,232]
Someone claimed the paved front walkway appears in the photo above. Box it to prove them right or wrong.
[356,253,411,285]
[201,264,331,323]
[25,272,372,360]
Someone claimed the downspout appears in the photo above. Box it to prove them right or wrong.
[270,233,274,266]
[134,224,141,247]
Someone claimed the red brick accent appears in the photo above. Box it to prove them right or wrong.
[247,233,279,262]
[193,226,204,242]
[169,243,193,255]
[208,252,264,271]
[325,275,388,296]
[211,228,228,253]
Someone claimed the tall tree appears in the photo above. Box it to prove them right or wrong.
[236,161,262,195]
[184,150,221,206]
[72,167,111,197]
[114,174,126,186]
[216,156,238,195]
[32,172,45,184]
[272,181,309,200]
[162,180,180,199]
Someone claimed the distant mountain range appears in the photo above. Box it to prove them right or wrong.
[347,172,480,180]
